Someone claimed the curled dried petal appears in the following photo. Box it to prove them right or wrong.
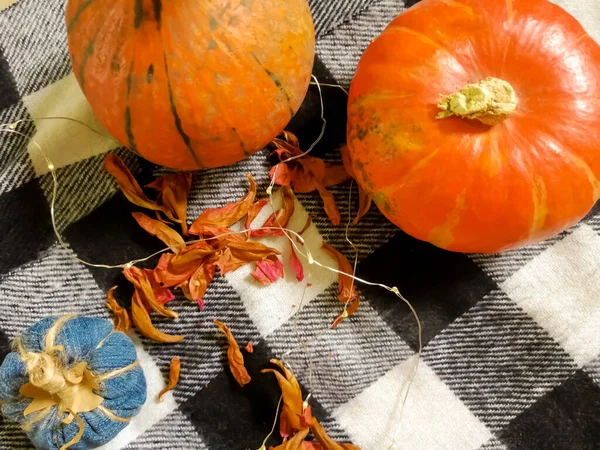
[105,286,131,332]
[262,359,310,437]
[132,212,186,253]
[104,154,169,217]
[188,262,216,309]
[316,184,341,226]
[131,293,184,343]
[158,357,181,402]
[353,187,372,225]
[298,216,313,237]
[214,320,251,387]
[245,341,254,353]
[189,174,256,234]
[246,198,269,230]
[269,428,310,450]
[252,186,296,238]
[321,243,360,327]
[288,242,305,282]
[147,172,192,235]
[251,256,284,285]
[312,420,361,450]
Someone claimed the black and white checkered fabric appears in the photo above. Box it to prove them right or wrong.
[1,1,600,449]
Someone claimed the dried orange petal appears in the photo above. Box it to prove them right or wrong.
[158,357,181,402]
[132,212,186,253]
[105,286,131,332]
[214,320,251,387]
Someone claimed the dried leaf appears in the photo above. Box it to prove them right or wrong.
[288,242,305,282]
[0,0,19,11]
[124,266,178,318]
[132,212,186,253]
[321,243,360,327]
[246,198,269,230]
[188,262,216,310]
[105,286,131,332]
[158,357,181,402]
[104,154,170,217]
[311,420,361,450]
[251,256,284,285]
[131,293,184,343]
[251,187,295,237]
[214,320,251,387]
[189,174,256,235]
[262,359,312,437]
[269,428,310,450]
[245,341,254,353]
[147,172,192,235]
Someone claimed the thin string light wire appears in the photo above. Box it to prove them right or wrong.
[309,81,349,96]
[258,394,283,450]
[1,79,421,448]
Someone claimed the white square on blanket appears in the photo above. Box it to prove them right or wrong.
[502,224,600,367]
[23,72,118,175]
[335,356,493,450]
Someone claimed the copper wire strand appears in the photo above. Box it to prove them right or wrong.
[0,77,421,449]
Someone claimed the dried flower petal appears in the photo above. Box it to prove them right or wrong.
[147,172,192,235]
[251,256,285,285]
[105,286,131,332]
[104,154,170,217]
[216,240,280,274]
[246,198,269,230]
[124,266,178,319]
[262,359,312,437]
[144,269,175,304]
[321,243,360,327]
[245,341,254,353]
[157,357,181,402]
[251,187,295,237]
[269,133,349,226]
[269,428,310,450]
[288,242,305,282]
[155,242,216,287]
[131,293,184,343]
[189,174,256,235]
[298,216,313,237]
[311,420,361,450]
[214,320,251,387]
[315,183,341,226]
[132,212,186,253]
[188,262,216,309]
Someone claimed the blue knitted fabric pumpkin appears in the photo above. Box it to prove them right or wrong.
[0,316,147,449]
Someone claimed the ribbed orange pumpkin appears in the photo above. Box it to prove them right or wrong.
[346,0,600,254]
[66,0,315,170]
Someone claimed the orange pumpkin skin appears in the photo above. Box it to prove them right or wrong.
[346,0,600,253]
[66,0,315,170]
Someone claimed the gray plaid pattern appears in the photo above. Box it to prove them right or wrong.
[1,0,599,449]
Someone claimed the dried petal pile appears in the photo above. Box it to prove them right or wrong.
[103,153,362,343]
[270,132,351,226]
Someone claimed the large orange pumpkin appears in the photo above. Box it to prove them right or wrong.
[66,0,315,170]
[346,0,600,253]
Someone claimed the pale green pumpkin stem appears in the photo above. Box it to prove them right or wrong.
[436,77,517,125]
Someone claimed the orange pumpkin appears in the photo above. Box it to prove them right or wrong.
[346,0,600,253]
[66,0,315,170]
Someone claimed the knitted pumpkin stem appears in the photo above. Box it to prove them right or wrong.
[436,77,517,125]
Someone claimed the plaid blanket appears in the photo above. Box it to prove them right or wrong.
[1,0,599,449]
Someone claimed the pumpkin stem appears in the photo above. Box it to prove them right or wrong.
[436,77,516,125]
